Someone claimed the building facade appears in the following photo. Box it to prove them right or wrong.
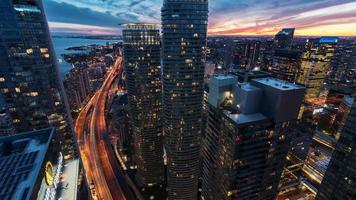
[316,100,356,200]
[63,67,91,112]
[274,28,295,49]
[0,0,75,159]
[161,0,209,199]
[296,37,338,99]
[0,93,15,136]
[271,49,301,82]
[122,24,164,185]
[202,76,305,200]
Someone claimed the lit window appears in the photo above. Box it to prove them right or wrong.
[0,77,5,82]
[15,87,21,93]
[40,48,48,53]
[26,48,33,54]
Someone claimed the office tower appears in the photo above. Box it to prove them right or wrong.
[122,24,164,185]
[202,76,305,200]
[332,96,355,138]
[329,40,356,87]
[233,40,261,70]
[63,67,91,112]
[161,0,208,199]
[0,127,86,200]
[296,37,338,99]
[0,0,75,159]
[316,101,356,200]
[274,28,295,49]
[0,93,15,136]
[271,49,301,82]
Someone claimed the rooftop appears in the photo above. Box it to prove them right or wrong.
[0,128,55,200]
[253,77,304,90]
[226,112,268,125]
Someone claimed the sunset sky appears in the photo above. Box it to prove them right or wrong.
[43,0,356,36]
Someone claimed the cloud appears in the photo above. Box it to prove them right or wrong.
[44,0,356,36]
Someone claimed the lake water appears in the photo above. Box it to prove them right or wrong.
[51,37,121,79]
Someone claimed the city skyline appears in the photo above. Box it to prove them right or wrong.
[44,0,356,36]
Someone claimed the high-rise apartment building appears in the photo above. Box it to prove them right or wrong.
[161,0,208,199]
[202,76,305,200]
[122,24,164,185]
[0,0,75,159]
[296,37,338,99]
[316,100,356,200]
[274,28,295,49]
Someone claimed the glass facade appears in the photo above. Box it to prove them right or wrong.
[316,101,356,200]
[122,24,164,185]
[296,37,338,99]
[0,0,75,159]
[161,0,208,199]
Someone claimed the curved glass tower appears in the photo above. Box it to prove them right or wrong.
[161,0,208,199]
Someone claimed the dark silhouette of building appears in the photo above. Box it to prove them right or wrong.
[316,100,356,200]
[274,28,295,49]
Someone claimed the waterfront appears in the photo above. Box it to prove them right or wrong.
[52,37,121,79]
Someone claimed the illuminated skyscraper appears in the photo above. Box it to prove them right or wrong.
[0,0,75,159]
[296,37,338,99]
[161,0,208,199]
[316,100,356,200]
[122,24,164,185]
[271,49,301,82]
[202,76,305,200]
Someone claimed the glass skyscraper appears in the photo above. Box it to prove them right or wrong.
[316,101,356,200]
[0,0,75,159]
[161,0,208,199]
[122,23,164,185]
[296,37,338,99]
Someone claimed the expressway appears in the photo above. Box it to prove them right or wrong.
[75,53,134,200]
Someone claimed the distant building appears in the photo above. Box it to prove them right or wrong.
[232,40,261,70]
[0,0,75,159]
[202,76,305,200]
[161,0,209,199]
[296,37,338,99]
[0,128,85,200]
[271,49,301,82]
[274,28,295,49]
[122,23,164,185]
[230,70,270,83]
[63,67,91,112]
[316,100,356,200]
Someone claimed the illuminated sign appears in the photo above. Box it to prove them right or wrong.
[45,162,54,187]
[44,152,63,200]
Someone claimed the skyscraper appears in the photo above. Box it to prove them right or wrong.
[296,37,338,99]
[0,0,75,159]
[316,100,356,200]
[161,0,208,199]
[202,76,305,200]
[274,28,295,49]
[122,24,164,185]
[271,49,301,82]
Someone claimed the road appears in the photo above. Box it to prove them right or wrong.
[75,52,134,200]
